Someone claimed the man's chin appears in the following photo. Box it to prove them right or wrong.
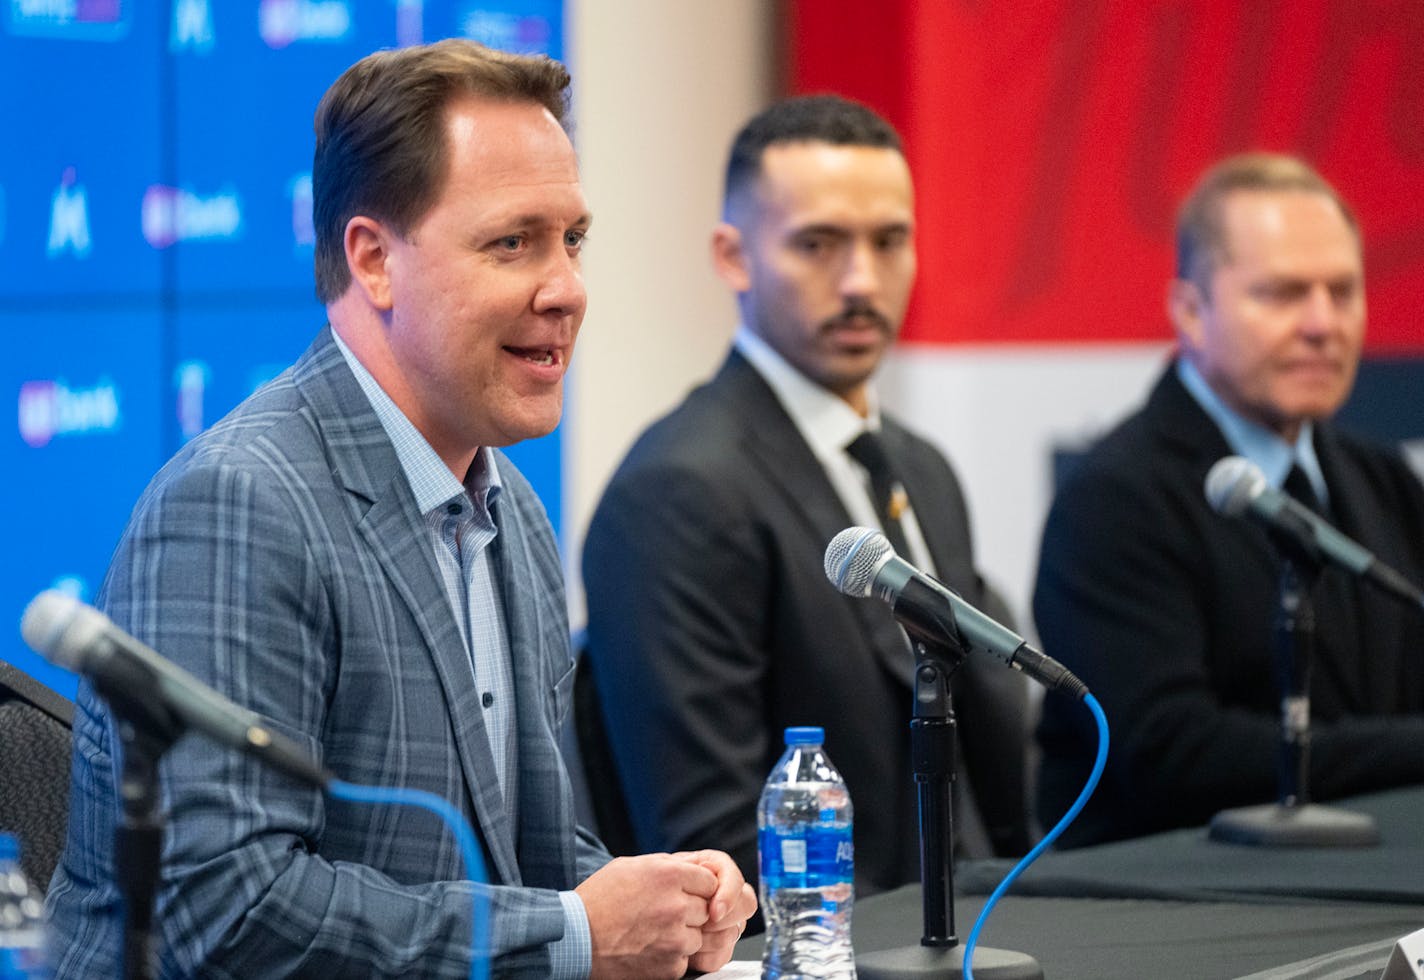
[479,404,564,450]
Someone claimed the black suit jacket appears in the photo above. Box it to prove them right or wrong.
[1035,364,1424,847]
[582,350,1030,899]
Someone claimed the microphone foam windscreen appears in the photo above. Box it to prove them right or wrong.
[1204,455,1265,518]
[20,590,104,671]
[21,590,83,669]
[824,526,891,597]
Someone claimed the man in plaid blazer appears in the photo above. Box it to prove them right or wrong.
[45,39,753,978]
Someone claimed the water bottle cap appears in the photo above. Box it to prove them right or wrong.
[783,726,824,746]
[0,833,16,862]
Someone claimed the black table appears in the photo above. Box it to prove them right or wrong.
[957,786,1424,906]
[733,889,1422,979]
[731,787,1424,977]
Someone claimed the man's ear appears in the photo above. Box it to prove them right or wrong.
[710,222,751,293]
[344,216,395,311]
[1167,276,1208,353]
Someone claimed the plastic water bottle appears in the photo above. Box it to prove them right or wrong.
[0,834,49,979]
[758,726,856,979]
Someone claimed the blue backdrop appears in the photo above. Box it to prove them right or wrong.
[2,0,566,698]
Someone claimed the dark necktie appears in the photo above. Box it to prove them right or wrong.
[1282,463,1365,706]
[845,430,913,560]
[1284,464,1326,518]
[846,430,997,858]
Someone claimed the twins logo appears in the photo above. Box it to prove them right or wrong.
[170,0,215,54]
[259,0,351,49]
[47,168,91,259]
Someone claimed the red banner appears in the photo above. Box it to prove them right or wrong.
[786,0,1424,353]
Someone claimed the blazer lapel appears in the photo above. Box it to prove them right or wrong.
[295,328,523,885]
[1150,367,1288,599]
[1316,427,1404,712]
[1151,366,1376,709]
[716,352,917,688]
[489,476,577,890]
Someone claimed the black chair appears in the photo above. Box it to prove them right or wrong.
[570,651,639,857]
[0,661,74,891]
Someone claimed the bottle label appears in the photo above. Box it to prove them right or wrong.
[759,822,853,890]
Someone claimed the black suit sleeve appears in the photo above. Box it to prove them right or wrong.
[582,459,771,887]
[954,578,1032,854]
[1036,459,1284,836]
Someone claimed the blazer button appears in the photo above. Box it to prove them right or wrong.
[482,691,494,708]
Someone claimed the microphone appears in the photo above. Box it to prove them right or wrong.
[21,590,331,788]
[824,527,1087,698]
[1204,456,1424,610]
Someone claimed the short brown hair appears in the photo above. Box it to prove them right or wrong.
[1175,152,1359,290]
[313,39,571,303]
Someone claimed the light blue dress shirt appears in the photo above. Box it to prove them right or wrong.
[1177,357,1330,508]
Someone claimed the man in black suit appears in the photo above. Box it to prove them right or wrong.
[582,95,1031,904]
[1035,153,1424,847]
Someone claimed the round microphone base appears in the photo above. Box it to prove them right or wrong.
[1208,802,1379,848]
[857,943,1043,979]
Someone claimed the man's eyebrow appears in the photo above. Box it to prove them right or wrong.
[488,211,593,230]
[789,223,850,236]
[789,220,912,237]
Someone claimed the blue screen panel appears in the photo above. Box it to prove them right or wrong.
[2,0,571,704]
[426,0,565,60]
[171,305,324,439]
[0,3,165,301]
[501,427,563,542]
[2,310,166,698]
[168,2,407,297]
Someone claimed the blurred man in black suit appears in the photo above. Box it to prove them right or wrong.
[1035,153,1424,847]
[582,95,1031,904]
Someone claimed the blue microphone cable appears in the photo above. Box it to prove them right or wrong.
[962,691,1110,980]
[327,779,489,980]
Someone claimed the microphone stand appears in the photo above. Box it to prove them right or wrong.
[86,656,187,980]
[1209,555,1378,847]
[857,624,1042,979]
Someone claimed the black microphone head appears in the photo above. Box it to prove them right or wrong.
[824,526,893,597]
[21,590,103,672]
[1205,455,1266,518]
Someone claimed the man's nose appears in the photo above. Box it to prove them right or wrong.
[535,249,586,317]
[840,240,879,299]
[1298,284,1336,338]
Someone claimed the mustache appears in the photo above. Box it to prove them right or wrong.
[821,302,892,334]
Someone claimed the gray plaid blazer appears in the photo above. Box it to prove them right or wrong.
[45,327,608,977]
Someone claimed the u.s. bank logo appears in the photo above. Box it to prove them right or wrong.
[170,0,215,54]
[258,0,352,49]
[18,378,122,448]
[141,185,243,249]
[460,9,553,55]
[47,168,92,259]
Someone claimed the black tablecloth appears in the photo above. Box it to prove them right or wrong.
[732,787,1424,977]
[957,785,1424,905]
[734,889,1423,979]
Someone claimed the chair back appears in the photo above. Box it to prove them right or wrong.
[0,661,74,891]
[571,651,639,857]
